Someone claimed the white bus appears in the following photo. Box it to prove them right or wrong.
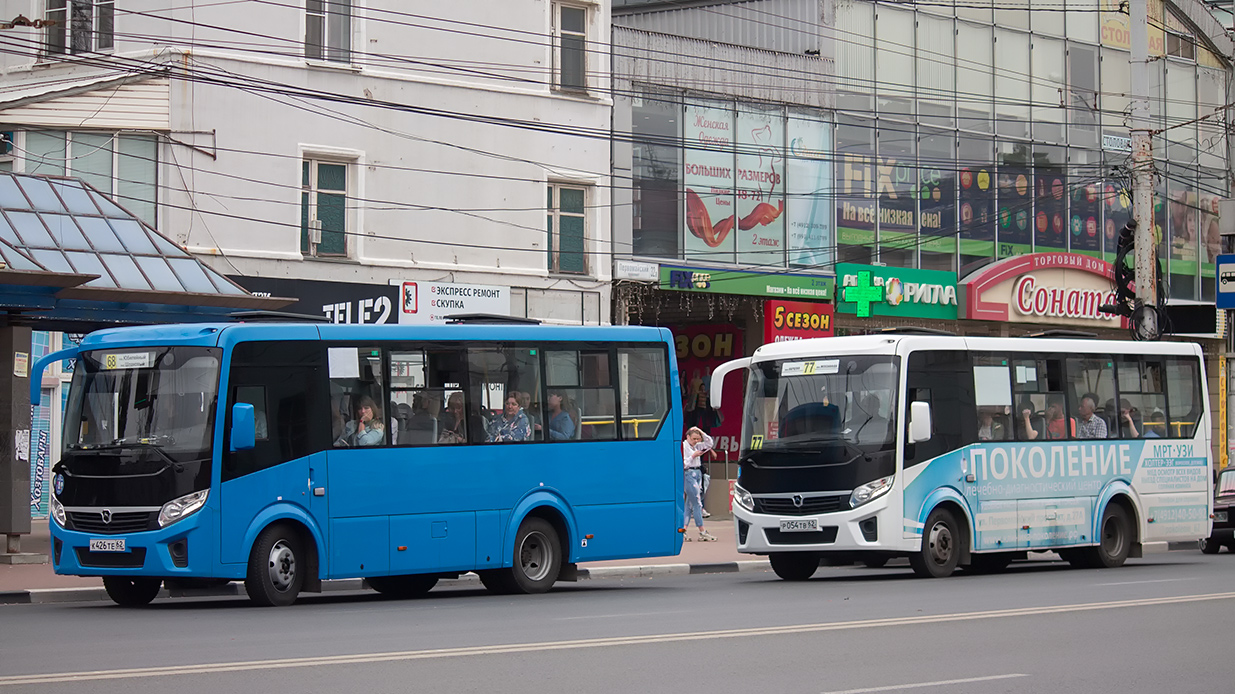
[711,330,1213,580]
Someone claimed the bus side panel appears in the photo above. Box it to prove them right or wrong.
[571,501,677,561]
[331,516,390,578]
[389,512,476,574]
[218,457,321,566]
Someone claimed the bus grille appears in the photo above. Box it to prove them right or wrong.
[67,511,157,535]
[754,495,848,516]
[764,527,839,545]
[75,547,147,568]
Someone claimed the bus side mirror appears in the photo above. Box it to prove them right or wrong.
[231,403,256,452]
[909,401,932,444]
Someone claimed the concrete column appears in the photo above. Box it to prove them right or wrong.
[0,325,44,563]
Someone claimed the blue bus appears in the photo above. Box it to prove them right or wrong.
[712,332,1212,579]
[33,319,683,606]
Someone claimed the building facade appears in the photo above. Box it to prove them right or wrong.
[0,0,614,325]
[611,0,1233,473]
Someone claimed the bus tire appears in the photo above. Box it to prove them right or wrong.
[1084,504,1132,569]
[245,523,305,607]
[368,575,439,598]
[770,553,818,581]
[1199,537,1221,555]
[910,507,961,578]
[507,517,562,594]
[103,577,162,606]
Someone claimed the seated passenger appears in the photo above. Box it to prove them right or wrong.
[977,408,1006,441]
[335,395,385,446]
[1075,393,1108,439]
[438,392,468,444]
[486,392,532,442]
[1143,411,1167,438]
[1024,395,1073,440]
[852,393,889,444]
[1117,398,1142,438]
[546,391,577,440]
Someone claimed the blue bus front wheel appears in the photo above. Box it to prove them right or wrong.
[245,523,305,607]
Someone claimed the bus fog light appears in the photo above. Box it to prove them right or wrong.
[850,476,893,508]
[732,484,754,511]
[158,490,209,527]
[50,495,66,526]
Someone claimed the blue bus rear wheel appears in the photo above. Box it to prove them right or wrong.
[103,577,162,606]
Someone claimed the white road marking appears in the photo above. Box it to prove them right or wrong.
[556,610,692,621]
[2,591,1232,687]
[820,673,1028,694]
[1095,578,1195,586]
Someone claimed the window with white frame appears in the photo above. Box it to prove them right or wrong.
[547,184,587,274]
[45,1,114,57]
[301,159,349,257]
[306,0,352,62]
[553,3,588,92]
[20,130,158,223]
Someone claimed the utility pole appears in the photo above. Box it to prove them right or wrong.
[1130,0,1158,338]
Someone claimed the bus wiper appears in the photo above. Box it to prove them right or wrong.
[68,438,178,466]
[745,439,871,468]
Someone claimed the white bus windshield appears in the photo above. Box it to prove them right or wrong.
[743,356,899,454]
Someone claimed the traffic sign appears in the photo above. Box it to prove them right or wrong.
[1217,254,1235,309]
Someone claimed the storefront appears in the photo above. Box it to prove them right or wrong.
[833,263,966,335]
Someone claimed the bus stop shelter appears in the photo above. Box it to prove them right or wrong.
[0,171,291,563]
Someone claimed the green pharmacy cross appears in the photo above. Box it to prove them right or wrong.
[843,270,885,318]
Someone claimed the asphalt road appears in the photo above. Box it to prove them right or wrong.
[2,553,1233,694]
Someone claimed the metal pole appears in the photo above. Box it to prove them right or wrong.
[1130,0,1158,338]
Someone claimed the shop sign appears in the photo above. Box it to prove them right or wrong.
[230,276,397,324]
[396,280,510,324]
[614,259,659,282]
[960,252,1123,327]
[764,300,834,343]
[836,264,958,319]
[675,324,744,454]
[659,265,833,300]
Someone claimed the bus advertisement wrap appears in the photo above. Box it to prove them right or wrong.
[902,440,1211,549]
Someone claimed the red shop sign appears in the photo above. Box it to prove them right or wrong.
[764,300,834,344]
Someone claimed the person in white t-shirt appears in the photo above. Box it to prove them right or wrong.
[682,427,717,541]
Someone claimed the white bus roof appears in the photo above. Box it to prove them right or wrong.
[751,333,1203,363]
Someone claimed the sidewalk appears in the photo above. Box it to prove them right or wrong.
[0,517,760,603]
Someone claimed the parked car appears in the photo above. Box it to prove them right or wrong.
[1200,468,1235,554]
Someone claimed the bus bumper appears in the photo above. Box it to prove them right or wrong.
[731,498,902,554]
[49,509,218,578]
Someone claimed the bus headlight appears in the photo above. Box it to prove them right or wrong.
[732,484,754,511]
[50,495,66,527]
[158,490,209,527]
[850,476,893,509]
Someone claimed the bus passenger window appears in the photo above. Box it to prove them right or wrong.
[545,349,617,441]
[619,347,670,440]
[328,346,388,447]
[468,348,543,444]
[1165,357,1203,438]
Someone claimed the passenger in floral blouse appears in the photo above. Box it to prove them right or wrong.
[486,393,532,442]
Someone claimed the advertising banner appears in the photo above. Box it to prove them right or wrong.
[959,252,1122,328]
[674,324,744,454]
[684,103,737,260]
[1034,168,1068,250]
[836,149,877,247]
[230,276,397,324]
[1071,181,1102,254]
[786,115,832,268]
[836,263,959,320]
[1102,181,1132,261]
[735,106,786,265]
[396,281,511,324]
[919,163,956,254]
[764,300,834,344]
[660,265,833,300]
[1100,0,1165,55]
[997,164,1033,256]
[29,394,51,519]
[959,163,996,256]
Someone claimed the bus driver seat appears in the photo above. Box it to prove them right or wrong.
[780,402,840,439]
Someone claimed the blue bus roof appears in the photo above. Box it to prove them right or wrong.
[75,322,675,350]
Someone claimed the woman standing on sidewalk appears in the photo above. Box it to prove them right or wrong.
[683,427,717,541]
